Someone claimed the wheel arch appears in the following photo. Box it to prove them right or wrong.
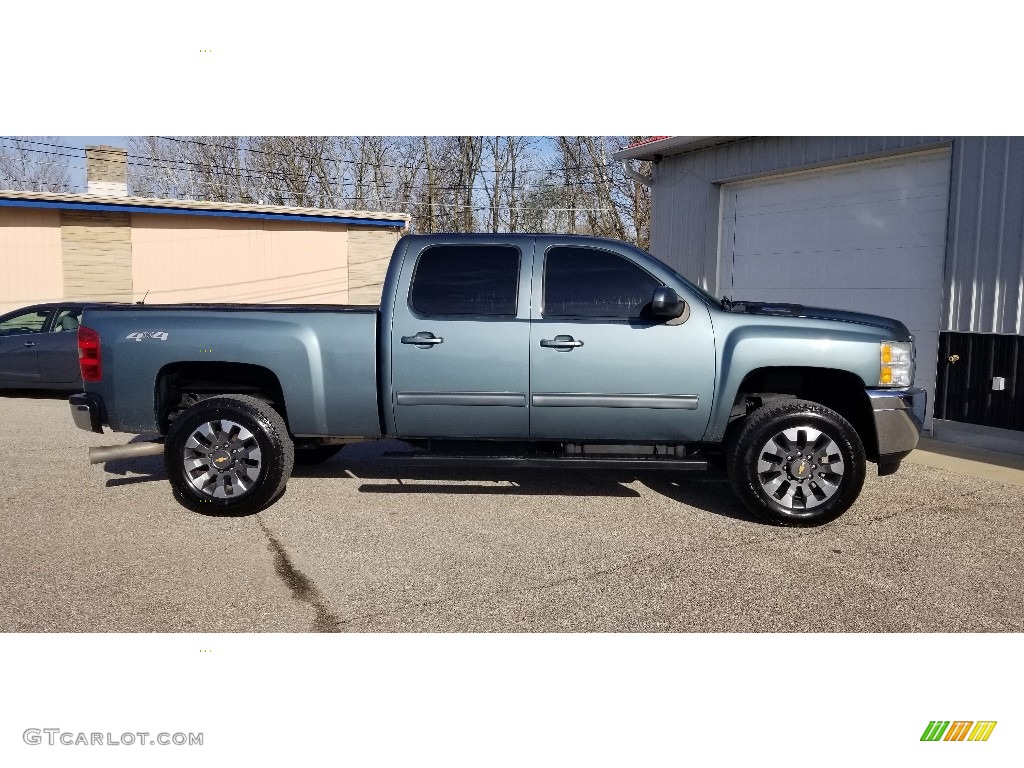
[155,361,287,434]
[728,366,879,462]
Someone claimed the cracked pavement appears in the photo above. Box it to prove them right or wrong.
[1,393,1022,632]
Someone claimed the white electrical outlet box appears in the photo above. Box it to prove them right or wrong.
[992,376,1006,391]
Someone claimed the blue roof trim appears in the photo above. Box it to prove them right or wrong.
[0,197,407,228]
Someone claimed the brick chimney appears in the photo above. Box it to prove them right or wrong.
[86,145,128,196]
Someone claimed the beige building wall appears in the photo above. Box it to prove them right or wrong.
[0,208,64,315]
[347,227,402,304]
[130,214,350,304]
[61,211,134,301]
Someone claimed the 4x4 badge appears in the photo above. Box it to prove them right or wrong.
[125,332,169,341]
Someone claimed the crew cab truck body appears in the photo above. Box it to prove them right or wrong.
[70,233,926,526]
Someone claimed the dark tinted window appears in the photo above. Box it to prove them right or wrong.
[544,247,661,319]
[411,245,520,316]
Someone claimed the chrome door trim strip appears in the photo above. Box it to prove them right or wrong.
[531,393,699,409]
[396,392,528,407]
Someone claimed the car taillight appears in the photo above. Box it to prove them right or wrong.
[78,326,102,382]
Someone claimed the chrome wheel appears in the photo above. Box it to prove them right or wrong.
[182,419,263,498]
[755,426,845,510]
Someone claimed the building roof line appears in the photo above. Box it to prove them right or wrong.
[0,189,410,227]
[612,136,743,162]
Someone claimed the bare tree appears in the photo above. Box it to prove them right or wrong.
[127,136,251,201]
[549,136,651,248]
[410,136,482,233]
[121,135,651,247]
[418,136,438,233]
[345,136,423,213]
[0,136,76,192]
[246,136,346,207]
[483,136,505,233]
[480,136,541,233]
[616,135,653,250]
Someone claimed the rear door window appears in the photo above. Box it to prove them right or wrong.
[410,245,520,317]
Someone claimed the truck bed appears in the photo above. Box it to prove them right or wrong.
[80,304,383,437]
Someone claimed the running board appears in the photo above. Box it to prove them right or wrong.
[377,453,710,471]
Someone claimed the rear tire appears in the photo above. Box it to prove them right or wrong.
[164,394,294,515]
[727,398,865,526]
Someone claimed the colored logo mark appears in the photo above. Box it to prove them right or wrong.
[921,721,997,742]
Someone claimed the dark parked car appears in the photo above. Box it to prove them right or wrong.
[0,302,92,390]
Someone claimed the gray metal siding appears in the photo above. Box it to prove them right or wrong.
[945,137,1024,335]
[650,136,1024,336]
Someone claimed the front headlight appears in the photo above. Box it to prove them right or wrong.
[879,341,914,386]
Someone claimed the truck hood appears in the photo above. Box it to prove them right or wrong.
[722,299,911,338]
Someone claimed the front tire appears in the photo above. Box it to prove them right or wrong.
[727,398,865,526]
[164,394,294,515]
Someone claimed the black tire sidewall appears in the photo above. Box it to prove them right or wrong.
[728,400,865,526]
[164,396,292,515]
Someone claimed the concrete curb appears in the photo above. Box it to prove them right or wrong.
[905,437,1024,487]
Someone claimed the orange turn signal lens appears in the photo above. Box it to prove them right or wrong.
[879,341,913,386]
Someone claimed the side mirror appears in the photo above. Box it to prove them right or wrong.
[651,286,685,319]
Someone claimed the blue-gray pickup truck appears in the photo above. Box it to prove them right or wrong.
[69,233,926,526]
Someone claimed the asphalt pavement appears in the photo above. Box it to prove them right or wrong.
[1,393,1022,632]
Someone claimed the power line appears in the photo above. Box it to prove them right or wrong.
[155,135,628,176]
[1,137,648,220]
[0,165,627,211]
[0,140,633,200]
[0,135,636,188]
[0,173,623,214]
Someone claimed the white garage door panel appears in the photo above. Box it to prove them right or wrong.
[734,197,950,255]
[731,247,944,291]
[721,149,952,431]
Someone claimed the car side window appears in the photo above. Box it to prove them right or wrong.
[543,246,661,319]
[0,310,50,337]
[52,309,81,332]
[410,245,520,317]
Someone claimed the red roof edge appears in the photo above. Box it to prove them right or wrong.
[624,136,670,149]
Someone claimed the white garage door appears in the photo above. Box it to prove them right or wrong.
[719,148,951,430]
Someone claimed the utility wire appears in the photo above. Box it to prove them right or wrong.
[155,135,629,176]
[1,136,637,191]
[1,138,647,220]
[0,174,623,214]
[2,140,630,198]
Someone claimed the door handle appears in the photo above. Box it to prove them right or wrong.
[401,332,444,346]
[947,354,960,364]
[540,335,584,349]
[22,342,37,348]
